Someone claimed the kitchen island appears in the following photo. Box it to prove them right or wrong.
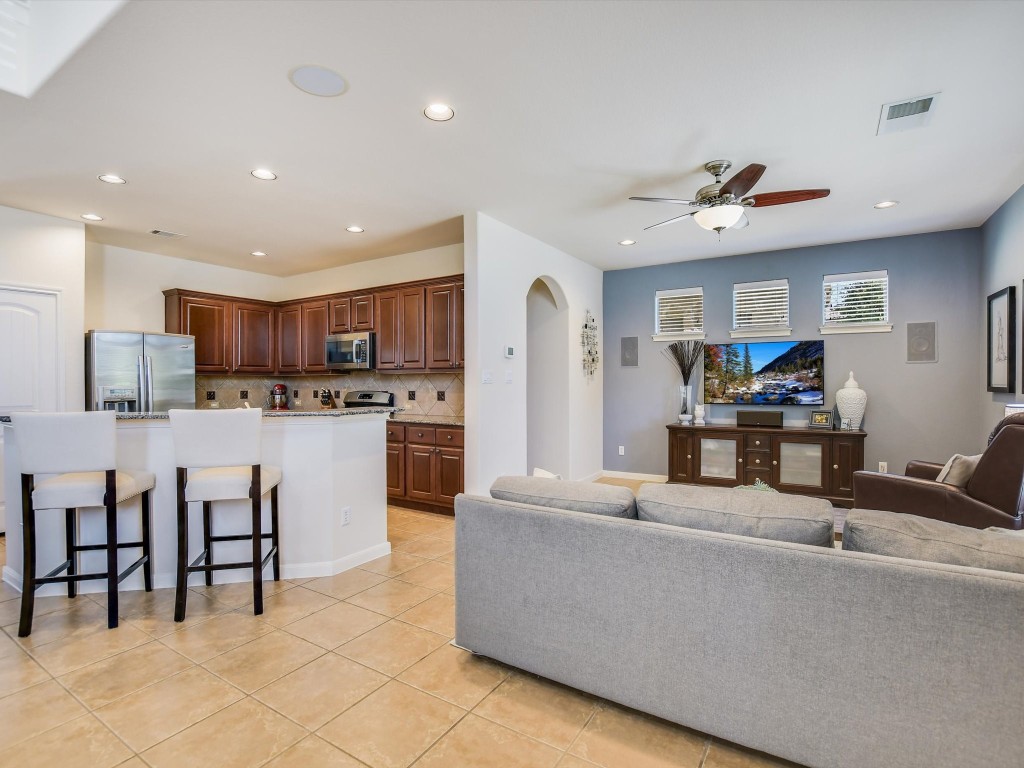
[1,410,392,595]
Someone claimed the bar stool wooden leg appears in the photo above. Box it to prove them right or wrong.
[19,475,36,638]
[251,464,263,615]
[174,468,189,623]
[271,485,280,581]
[141,490,153,592]
[202,501,213,587]
[104,469,119,630]
[65,508,77,598]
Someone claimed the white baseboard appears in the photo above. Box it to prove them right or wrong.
[599,470,669,482]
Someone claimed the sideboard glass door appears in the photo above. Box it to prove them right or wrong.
[772,436,830,494]
[694,433,742,485]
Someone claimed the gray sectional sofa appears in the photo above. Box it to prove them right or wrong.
[454,479,1024,768]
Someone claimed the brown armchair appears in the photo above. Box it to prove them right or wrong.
[853,414,1024,530]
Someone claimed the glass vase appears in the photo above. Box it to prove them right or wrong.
[679,384,693,419]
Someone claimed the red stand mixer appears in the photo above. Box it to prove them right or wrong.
[270,383,289,410]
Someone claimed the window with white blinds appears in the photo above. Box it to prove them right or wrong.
[653,287,705,340]
[731,279,791,338]
[821,270,892,334]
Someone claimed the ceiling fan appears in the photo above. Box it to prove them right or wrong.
[630,160,829,234]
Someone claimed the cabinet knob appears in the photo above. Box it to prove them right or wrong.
[772,460,778,465]
[447,435,453,440]
[755,440,761,446]
[687,454,692,459]
[833,464,839,469]
[738,458,743,463]
[417,432,424,437]
[755,459,761,465]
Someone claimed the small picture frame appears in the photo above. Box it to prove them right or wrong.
[808,410,833,429]
[841,418,853,431]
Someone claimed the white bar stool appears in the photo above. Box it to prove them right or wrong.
[11,411,155,637]
[168,408,281,621]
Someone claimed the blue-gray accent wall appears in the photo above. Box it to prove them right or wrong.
[603,229,983,476]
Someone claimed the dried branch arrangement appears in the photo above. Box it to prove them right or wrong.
[663,340,704,385]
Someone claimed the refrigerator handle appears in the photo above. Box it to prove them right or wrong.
[137,355,147,413]
[145,356,155,414]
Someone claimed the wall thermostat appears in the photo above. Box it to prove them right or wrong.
[504,345,515,358]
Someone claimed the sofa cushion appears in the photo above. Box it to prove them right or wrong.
[490,476,637,518]
[935,453,982,487]
[636,484,834,547]
[843,510,1024,575]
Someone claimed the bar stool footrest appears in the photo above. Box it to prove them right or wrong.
[185,546,278,574]
[73,541,145,552]
[117,555,149,584]
[36,570,109,586]
[208,533,274,543]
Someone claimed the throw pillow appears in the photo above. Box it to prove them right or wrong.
[935,453,983,487]
[844,510,1024,575]
[490,476,637,518]
[636,484,834,547]
[532,467,562,480]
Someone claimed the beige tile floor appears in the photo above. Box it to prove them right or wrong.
[0,508,802,768]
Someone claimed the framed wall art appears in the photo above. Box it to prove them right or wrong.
[987,286,1016,393]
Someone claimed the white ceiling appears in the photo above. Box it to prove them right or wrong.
[1,0,1023,276]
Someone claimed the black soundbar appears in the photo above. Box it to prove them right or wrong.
[736,410,783,428]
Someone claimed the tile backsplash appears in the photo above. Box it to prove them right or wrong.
[196,371,464,419]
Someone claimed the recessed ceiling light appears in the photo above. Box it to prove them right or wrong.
[251,251,267,257]
[98,174,127,184]
[873,200,899,209]
[423,103,455,121]
[619,239,636,246]
[81,213,103,221]
[289,65,348,97]
[251,168,278,181]
[346,226,364,233]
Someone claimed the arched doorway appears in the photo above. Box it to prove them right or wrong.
[526,277,570,478]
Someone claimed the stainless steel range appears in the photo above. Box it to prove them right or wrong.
[341,390,395,409]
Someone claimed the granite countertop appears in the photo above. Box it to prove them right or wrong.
[391,414,465,427]
[1,408,397,423]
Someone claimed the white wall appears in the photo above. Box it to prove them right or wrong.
[276,244,464,301]
[85,242,465,332]
[464,213,603,493]
[85,242,280,331]
[0,205,86,410]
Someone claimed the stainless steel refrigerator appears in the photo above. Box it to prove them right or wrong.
[85,331,196,413]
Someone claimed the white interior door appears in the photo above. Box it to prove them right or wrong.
[0,285,62,533]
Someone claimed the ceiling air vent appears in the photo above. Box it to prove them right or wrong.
[876,93,940,135]
[149,229,186,238]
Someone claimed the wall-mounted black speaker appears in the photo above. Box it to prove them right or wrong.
[736,410,783,428]
[620,337,638,367]
[907,322,937,363]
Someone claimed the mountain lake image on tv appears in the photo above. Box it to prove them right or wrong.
[704,340,824,406]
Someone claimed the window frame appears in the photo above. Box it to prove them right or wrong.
[820,270,892,335]
[652,286,706,341]
[730,278,792,339]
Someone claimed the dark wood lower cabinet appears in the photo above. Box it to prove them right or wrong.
[666,424,866,506]
[387,424,464,515]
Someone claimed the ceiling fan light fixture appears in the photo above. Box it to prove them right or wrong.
[693,204,744,232]
[618,239,635,246]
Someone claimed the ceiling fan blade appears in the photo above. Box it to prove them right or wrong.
[742,189,830,207]
[643,211,700,230]
[720,163,766,198]
[629,196,696,205]
[731,212,750,230]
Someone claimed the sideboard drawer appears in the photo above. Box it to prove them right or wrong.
[744,451,770,469]
[407,426,436,445]
[435,428,464,447]
[385,424,406,443]
[745,434,770,451]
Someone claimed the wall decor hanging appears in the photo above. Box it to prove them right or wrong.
[582,310,599,377]
[987,286,1016,393]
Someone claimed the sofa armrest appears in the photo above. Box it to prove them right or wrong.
[905,461,944,481]
[853,471,1022,529]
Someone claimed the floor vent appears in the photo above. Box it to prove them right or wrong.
[149,229,186,238]
[877,93,940,135]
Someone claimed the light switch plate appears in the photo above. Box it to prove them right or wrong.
[482,370,494,384]
[504,370,513,383]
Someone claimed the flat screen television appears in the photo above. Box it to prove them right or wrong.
[704,340,824,406]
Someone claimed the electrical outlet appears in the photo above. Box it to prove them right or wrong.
[408,390,416,401]
[292,389,299,398]
[334,390,340,398]
[878,461,888,473]
[206,391,216,401]
[341,506,351,526]
[437,391,445,401]
[618,445,625,456]
[313,389,318,398]
[239,390,249,399]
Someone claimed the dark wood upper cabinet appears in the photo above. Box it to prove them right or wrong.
[276,304,302,374]
[426,283,458,369]
[456,282,465,368]
[232,301,275,373]
[375,290,400,369]
[398,287,425,370]
[164,290,231,373]
[351,294,374,331]
[301,301,329,372]
[329,297,351,333]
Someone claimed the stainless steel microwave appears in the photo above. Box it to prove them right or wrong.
[325,332,375,370]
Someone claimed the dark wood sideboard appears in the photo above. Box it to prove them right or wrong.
[667,423,866,506]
